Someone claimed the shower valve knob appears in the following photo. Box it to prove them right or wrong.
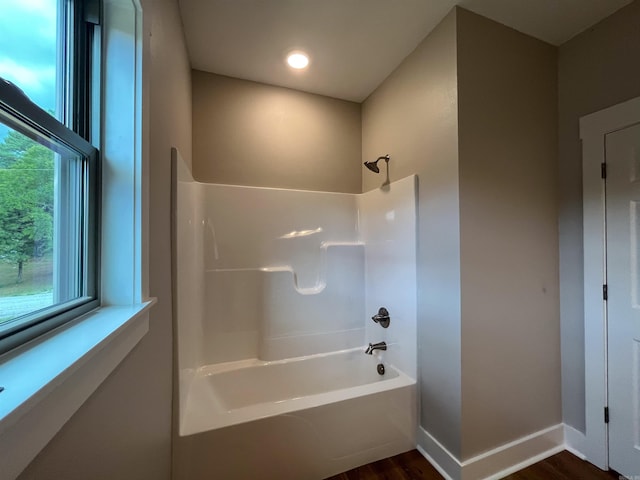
[371,307,390,328]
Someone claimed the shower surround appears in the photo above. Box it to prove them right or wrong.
[172,149,418,479]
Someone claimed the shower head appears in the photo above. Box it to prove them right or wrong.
[364,161,380,173]
[364,154,390,174]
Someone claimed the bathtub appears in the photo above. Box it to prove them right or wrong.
[175,348,416,480]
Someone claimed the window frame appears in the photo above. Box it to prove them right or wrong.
[0,0,101,355]
[0,0,151,477]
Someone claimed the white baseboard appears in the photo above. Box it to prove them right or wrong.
[416,430,460,480]
[563,424,587,460]
[417,424,565,480]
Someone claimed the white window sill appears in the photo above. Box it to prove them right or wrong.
[0,300,156,480]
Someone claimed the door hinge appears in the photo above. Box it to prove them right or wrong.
[603,284,608,301]
[604,406,609,424]
[601,162,607,179]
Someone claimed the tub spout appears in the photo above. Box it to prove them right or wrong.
[365,341,387,355]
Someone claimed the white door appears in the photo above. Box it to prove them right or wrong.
[606,122,640,477]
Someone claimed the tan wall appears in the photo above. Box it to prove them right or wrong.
[192,71,361,193]
[362,9,462,457]
[558,0,640,432]
[363,5,562,461]
[456,9,560,459]
[17,0,192,479]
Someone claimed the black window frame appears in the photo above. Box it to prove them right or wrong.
[0,0,101,355]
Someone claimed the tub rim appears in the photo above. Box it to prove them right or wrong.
[179,347,416,436]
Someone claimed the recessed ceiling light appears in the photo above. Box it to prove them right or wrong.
[286,52,309,69]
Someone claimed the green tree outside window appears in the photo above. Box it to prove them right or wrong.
[0,130,54,283]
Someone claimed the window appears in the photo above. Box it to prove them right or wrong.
[0,1,149,476]
[0,0,100,354]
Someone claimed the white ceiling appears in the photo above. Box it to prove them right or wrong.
[178,0,632,102]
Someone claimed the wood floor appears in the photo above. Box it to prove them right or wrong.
[325,449,621,480]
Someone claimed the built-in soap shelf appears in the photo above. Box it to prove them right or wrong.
[320,241,365,249]
[203,242,365,361]
[204,241,364,295]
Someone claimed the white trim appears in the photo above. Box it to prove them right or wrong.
[580,95,640,470]
[563,424,587,460]
[479,446,565,480]
[417,426,462,479]
[417,444,456,480]
[462,424,564,480]
[580,131,609,469]
[580,97,640,139]
[417,424,564,480]
[101,0,145,304]
[0,302,154,480]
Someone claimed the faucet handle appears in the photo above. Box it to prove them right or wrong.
[371,307,390,328]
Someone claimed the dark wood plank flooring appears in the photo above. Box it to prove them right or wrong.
[325,450,621,480]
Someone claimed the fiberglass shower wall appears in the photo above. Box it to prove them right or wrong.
[201,183,365,362]
[173,148,416,376]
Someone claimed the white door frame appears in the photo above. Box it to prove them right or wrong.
[580,96,640,469]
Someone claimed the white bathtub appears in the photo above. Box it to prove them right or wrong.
[175,348,416,480]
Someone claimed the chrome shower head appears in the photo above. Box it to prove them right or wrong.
[363,154,390,174]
